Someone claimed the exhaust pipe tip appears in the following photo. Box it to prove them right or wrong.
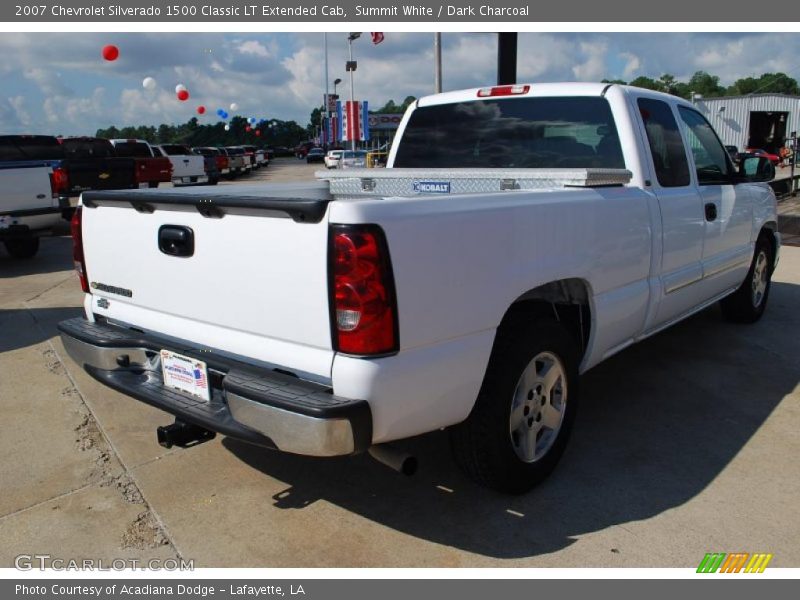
[368,444,418,476]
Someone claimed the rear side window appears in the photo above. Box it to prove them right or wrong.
[62,139,115,158]
[0,136,64,161]
[637,99,690,187]
[393,96,625,169]
[113,142,152,158]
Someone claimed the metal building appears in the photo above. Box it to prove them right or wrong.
[693,94,800,154]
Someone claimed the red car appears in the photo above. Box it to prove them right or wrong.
[746,148,781,166]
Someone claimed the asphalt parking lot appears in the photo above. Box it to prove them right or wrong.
[1,158,799,568]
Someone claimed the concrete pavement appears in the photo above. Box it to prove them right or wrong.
[1,159,799,567]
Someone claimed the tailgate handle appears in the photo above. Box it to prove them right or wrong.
[158,225,194,257]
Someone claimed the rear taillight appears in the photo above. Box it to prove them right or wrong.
[477,84,530,97]
[70,207,89,293]
[330,225,398,355]
[50,166,70,197]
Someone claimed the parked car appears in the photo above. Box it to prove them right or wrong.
[306,147,325,164]
[242,145,268,168]
[746,148,780,166]
[0,135,69,258]
[156,144,209,186]
[109,139,172,188]
[59,137,137,201]
[60,83,778,493]
[221,147,246,178]
[193,147,229,184]
[339,149,368,169]
[324,149,343,169]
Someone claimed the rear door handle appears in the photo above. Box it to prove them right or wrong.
[705,203,718,222]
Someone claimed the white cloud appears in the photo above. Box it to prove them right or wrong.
[572,42,608,81]
[620,52,641,79]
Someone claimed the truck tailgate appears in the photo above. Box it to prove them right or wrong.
[0,162,55,214]
[80,183,336,380]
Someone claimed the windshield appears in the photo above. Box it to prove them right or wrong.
[393,96,625,169]
[343,151,366,158]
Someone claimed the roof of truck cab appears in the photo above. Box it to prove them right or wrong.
[415,82,695,109]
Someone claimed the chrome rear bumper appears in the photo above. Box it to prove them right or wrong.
[58,317,371,456]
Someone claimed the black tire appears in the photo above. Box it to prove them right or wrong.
[148,181,158,189]
[208,178,219,186]
[4,236,40,259]
[720,233,774,323]
[450,316,579,494]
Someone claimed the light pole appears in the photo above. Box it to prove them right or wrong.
[434,33,442,93]
[333,77,342,98]
[347,32,361,151]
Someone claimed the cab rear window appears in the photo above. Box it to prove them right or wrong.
[393,97,625,169]
[0,135,64,161]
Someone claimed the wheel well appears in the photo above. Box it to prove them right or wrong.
[759,224,778,272]
[501,279,592,362]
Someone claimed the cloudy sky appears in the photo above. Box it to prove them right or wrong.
[1,32,798,135]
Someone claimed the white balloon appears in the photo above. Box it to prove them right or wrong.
[175,83,187,94]
[230,103,239,111]
[142,77,156,90]
[224,124,230,131]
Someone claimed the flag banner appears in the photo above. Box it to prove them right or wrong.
[361,100,370,141]
[336,100,344,142]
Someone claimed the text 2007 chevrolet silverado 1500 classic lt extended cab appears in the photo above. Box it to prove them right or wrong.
[59,83,779,493]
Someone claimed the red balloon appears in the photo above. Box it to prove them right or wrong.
[197,106,206,115]
[245,126,251,132]
[255,130,261,136]
[177,89,189,101]
[102,45,119,61]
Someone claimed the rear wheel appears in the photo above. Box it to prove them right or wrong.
[450,317,579,494]
[720,234,774,323]
[148,181,158,188]
[4,236,40,259]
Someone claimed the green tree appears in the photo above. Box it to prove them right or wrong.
[628,76,663,92]
[727,72,800,96]
[686,71,725,98]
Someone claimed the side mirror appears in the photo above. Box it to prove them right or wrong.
[739,155,775,183]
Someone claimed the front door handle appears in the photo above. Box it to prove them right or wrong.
[705,203,718,222]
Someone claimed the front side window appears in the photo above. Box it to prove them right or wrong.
[678,107,732,185]
[393,96,625,169]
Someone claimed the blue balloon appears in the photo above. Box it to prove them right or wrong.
[216,108,224,116]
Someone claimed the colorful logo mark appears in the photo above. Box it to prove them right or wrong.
[697,552,773,573]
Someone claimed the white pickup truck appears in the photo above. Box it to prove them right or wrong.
[1,135,71,258]
[59,83,778,493]
[155,144,208,186]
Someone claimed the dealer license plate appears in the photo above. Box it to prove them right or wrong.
[160,350,210,401]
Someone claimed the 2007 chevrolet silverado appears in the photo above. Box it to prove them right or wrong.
[59,83,779,493]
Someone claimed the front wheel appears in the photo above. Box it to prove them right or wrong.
[4,236,40,259]
[720,234,774,323]
[148,181,158,189]
[450,317,579,494]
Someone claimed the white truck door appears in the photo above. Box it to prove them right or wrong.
[677,106,754,296]
[636,97,707,328]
